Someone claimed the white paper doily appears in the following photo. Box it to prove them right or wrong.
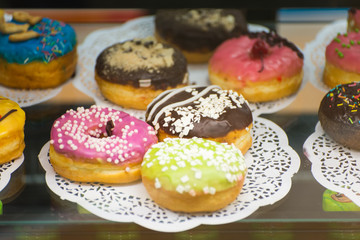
[303,19,347,93]
[39,116,300,232]
[304,121,360,206]
[0,84,65,108]
[73,15,304,118]
[0,13,71,107]
[0,155,24,193]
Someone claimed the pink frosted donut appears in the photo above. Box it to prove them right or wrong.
[49,105,158,184]
[208,31,304,102]
[323,31,360,88]
[348,8,360,32]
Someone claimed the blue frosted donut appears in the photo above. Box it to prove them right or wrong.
[0,17,77,64]
[0,16,78,89]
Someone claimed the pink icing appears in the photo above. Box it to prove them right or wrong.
[50,106,158,165]
[326,32,360,73]
[349,8,360,29]
[209,36,303,83]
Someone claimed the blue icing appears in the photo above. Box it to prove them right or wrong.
[0,18,77,64]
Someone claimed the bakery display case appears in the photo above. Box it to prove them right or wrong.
[1,7,360,239]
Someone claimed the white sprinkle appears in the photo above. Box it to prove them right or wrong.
[195,171,202,179]
[155,178,161,189]
[180,175,189,183]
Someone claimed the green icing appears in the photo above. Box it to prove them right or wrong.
[141,138,247,195]
[322,189,360,212]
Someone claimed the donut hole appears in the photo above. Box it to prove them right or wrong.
[87,120,114,138]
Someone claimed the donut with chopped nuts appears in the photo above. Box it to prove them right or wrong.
[95,36,189,110]
[141,137,247,212]
[49,105,158,183]
[145,85,253,154]
[155,9,248,63]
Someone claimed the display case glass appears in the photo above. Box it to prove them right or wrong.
[1,7,360,239]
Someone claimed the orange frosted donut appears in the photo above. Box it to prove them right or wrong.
[323,31,360,88]
[0,97,25,164]
[208,31,304,102]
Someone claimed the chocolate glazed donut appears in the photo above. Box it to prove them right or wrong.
[94,37,189,110]
[145,85,253,153]
[95,38,188,90]
[155,9,248,53]
[318,82,360,150]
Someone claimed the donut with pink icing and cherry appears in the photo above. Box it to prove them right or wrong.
[208,31,304,102]
[323,31,360,88]
[49,105,158,184]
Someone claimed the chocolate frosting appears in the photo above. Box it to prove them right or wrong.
[248,31,304,59]
[155,9,248,52]
[95,37,188,90]
[146,85,253,138]
[319,82,360,128]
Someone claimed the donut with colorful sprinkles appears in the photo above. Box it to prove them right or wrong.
[318,82,360,150]
[0,10,77,89]
[323,31,360,88]
[141,137,247,212]
[49,105,158,183]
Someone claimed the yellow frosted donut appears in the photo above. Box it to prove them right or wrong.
[0,97,25,164]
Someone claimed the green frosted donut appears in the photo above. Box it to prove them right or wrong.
[141,137,247,196]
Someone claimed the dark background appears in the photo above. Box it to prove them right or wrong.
[2,0,360,9]
[1,1,360,25]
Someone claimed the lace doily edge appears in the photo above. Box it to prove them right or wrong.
[0,155,24,192]
[303,121,360,207]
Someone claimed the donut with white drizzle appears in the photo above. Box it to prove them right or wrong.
[145,85,253,154]
[49,105,158,183]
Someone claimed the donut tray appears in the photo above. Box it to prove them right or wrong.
[73,15,306,118]
[39,116,300,232]
[303,19,347,93]
[304,122,360,207]
[0,155,24,193]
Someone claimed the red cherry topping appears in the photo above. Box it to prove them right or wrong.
[250,39,269,59]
